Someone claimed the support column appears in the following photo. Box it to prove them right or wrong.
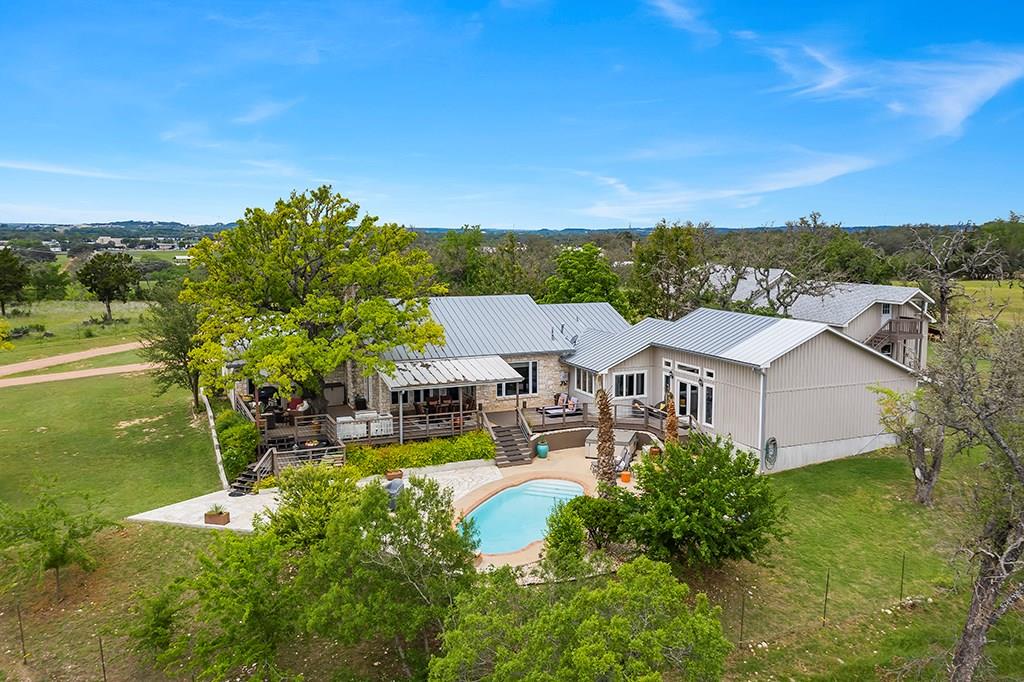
[458,386,464,434]
[398,390,405,444]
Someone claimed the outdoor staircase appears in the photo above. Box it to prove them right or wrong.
[491,425,533,467]
[228,459,271,496]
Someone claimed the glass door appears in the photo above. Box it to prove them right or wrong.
[677,380,699,421]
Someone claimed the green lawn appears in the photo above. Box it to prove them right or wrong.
[0,373,219,518]
[6,349,144,377]
[1,301,148,365]
[961,280,1024,321]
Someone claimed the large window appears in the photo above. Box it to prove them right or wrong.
[497,361,538,397]
[703,384,715,427]
[574,367,595,395]
[677,380,698,420]
[613,371,646,398]
[391,387,462,405]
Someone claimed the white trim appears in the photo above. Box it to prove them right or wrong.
[702,382,715,428]
[574,367,595,396]
[612,370,647,399]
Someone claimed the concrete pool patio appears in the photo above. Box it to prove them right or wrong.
[127,446,614,566]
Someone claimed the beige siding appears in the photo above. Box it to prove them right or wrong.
[599,347,761,449]
[845,303,883,341]
[765,331,916,449]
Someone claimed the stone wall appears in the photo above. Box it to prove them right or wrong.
[474,353,568,412]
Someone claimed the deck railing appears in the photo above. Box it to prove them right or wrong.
[335,410,482,445]
[530,402,688,439]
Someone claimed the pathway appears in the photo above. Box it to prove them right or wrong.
[0,363,157,388]
[0,341,143,377]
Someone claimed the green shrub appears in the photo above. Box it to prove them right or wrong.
[221,447,251,481]
[214,409,246,433]
[255,464,358,548]
[542,501,586,576]
[565,495,625,549]
[344,430,495,477]
[129,579,185,659]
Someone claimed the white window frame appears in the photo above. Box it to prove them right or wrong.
[676,362,699,376]
[677,379,699,420]
[703,368,715,380]
[612,370,647,399]
[881,303,892,316]
[702,382,715,427]
[574,367,595,395]
[497,360,539,397]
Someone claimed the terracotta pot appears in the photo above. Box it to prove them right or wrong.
[204,512,230,525]
[385,470,403,481]
[620,471,632,483]
[649,446,662,458]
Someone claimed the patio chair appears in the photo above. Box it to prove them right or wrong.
[542,396,581,418]
[590,446,634,476]
[536,392,569,413]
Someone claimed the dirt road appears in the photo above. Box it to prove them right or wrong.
[0,363,156,389]
[0,341,144,377]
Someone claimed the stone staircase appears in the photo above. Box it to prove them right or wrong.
[491,425,532,467]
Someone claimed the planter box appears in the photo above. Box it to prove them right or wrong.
[204,512,230,526]
[385,470,403,481]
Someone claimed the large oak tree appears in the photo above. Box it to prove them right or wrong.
[182,186,445,410]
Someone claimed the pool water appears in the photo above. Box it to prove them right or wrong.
[465,478,584,554]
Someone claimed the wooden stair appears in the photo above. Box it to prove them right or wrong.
[491,425,532,467]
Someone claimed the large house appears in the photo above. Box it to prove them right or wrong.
[230,293,919,484]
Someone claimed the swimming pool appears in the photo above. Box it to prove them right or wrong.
[465,478,584,554]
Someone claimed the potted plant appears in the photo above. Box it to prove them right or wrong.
[535,437,549,459]
[385,469,403,481]
[204,503,230,525]
[648,443,662,459]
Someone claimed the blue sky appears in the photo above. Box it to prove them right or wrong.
[1,1,1022,228]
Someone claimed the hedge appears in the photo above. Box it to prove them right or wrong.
[344,430,495,478]
[214,410,259,481]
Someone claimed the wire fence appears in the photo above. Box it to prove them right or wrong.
[3,550,953,680]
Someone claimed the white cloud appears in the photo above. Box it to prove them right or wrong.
[233,98,300,124]
[760,42,1024,136]
[579,153,875,221]
[645,0,719,44]
[0,159,134,180]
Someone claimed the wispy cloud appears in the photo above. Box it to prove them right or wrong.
[645,0,719,45]
[233,98,301,124]
[0,159,134,181]
[579,153,875,221]
[759,42,1024,136]
[159,121,225,149]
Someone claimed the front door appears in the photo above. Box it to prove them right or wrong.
[677,380,699,423]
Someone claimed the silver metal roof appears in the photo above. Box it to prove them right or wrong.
[386,295,581,361]
[539,302,631,338]
[381,355,523,390]
[566,308,830,371]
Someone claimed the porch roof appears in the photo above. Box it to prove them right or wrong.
[381,355,523,391]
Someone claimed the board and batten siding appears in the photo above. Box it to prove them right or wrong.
[844,302,885,342]
[594,347,761,450]
[764,331,917,470]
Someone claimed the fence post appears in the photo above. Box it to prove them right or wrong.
[822,568,831,627]
[16,602,27,664]
[739,589,746,643]
[98,636,107,682]
[899,551,906,602]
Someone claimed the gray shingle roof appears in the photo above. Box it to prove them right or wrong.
[386,295,628,361]
[566,308,832,371]
[786,283,933,327]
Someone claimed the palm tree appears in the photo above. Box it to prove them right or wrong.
[595,388,616,493]
[664,392,679,443]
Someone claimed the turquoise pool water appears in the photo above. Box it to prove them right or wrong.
[465,478,584,554]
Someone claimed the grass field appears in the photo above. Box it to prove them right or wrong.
[6,349,144,377]
[0,373,219,518]
[1,301,148,365]
[961,279,1024,320]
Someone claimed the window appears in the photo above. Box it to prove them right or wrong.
[497,361,538,397]
[391,387,463,405]
[677,380,699,419]
[662,358,673,370]
[704,369,715,380]
[881,303,892,316]
[574,367,595,395]
[703,384,715,426]
[676,362,698,375]
[613,371,646,398]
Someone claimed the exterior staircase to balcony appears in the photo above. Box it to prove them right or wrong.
[491,425,533,467]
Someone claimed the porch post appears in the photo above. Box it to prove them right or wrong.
[458,386,464,435]
[398,390,405,444]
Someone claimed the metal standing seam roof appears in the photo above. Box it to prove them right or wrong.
[565,308,833,372]
[385,295,579,361]
[538,302,631,338]
[381,355,524,390]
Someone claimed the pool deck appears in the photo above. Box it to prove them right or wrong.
[454,446,602,570]
[127,446,625,568]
